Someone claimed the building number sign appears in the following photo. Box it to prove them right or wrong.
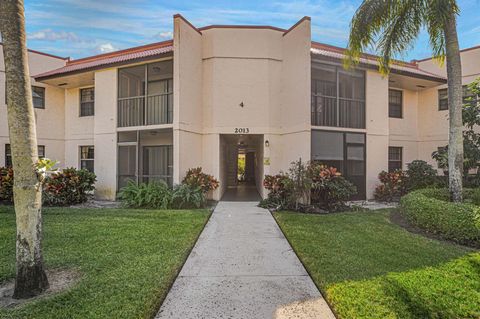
[234,128,250,134]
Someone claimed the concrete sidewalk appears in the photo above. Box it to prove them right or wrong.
[156,201,335,319]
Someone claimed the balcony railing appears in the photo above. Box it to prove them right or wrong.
[311,95,365,129]
[118,92,173,127]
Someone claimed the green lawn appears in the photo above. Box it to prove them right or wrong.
[0,206,210,319]
[274,210,480,319]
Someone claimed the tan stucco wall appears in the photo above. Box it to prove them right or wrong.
[0,45,66,168]
[366,70,389,198]
[415,47,480,170]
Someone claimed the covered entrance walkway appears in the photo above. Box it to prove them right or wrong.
[219,134,264,201]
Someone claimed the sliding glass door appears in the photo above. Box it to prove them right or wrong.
[311,130,366,199]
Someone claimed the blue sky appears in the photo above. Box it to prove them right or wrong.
[24,0,480,61]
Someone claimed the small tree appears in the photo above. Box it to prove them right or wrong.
[433,79,480,176]
[284,159,311,211]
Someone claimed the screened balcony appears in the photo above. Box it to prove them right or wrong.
[118,60,173,127]
[117,130,173,190]
[311,63,366,129]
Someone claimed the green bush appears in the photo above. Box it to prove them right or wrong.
[172,184,205,209]
[43,168,96,206]
[404,160,438,191]
[118,180,172,209]
[0,167,14,202]
[400,189,480,247]
[1,166,96,206]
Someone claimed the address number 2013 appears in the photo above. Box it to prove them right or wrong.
[234,128,250,134]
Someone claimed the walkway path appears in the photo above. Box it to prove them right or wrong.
[156,201,335,319]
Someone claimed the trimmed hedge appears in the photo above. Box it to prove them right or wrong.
[400,189,480,247]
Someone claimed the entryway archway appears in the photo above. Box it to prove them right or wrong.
[220,134,263,201]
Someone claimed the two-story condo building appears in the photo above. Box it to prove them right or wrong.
[1,15,479,201]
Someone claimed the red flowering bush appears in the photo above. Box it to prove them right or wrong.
[263,174,289,194]
[0,167,14,202]
[374,170,407,202]
[309,163,356,210]
[43,168,96,206]
[182,167,219,193]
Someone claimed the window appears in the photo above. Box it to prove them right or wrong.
[32,86,45,109]
[311,63,365,129]
[388,147,403,172]
[438,85,479,111]
[80,146,94,172]
[80,87,95,116]
[389,89,403,118]
[5,144,45,167]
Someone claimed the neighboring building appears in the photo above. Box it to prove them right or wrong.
[0,44,68,172]
[1,15,479,201]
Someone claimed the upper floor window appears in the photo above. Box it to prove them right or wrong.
[388,146,402,172]
[80,146,94,172]
[5,144,45,167]
[311,63,365,129]
[438,85,478,111]
[117,60,173,127]
[32,86,45,109]
[388,89,403,118]
[80,87,95,117]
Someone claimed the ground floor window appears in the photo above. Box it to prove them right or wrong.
[80,146,94,172]
[311,130,366,199]
[388,146,402,172]
[5,144,45,167]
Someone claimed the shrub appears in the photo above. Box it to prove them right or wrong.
[309,163,356,210]
[119,180,172,209]
[172,184,205,209]
[0,167,14,202]
[374,170,407,202]
[182,167,219,193]
[405,160,438,191]
[261,161,357,212]
[43,168,96,206]
[400,189,480,247]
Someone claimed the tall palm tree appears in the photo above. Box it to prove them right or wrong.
[0,0,49,298]
[346,0,464,201]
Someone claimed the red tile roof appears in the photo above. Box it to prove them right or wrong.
[34,35,445,83]
[311,42,446,82]
[35,40,173,80]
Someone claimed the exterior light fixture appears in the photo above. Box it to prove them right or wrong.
[265,140,270,147]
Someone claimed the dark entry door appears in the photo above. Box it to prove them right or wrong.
[311,130,366,200]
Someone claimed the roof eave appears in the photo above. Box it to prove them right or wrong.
[311,53,447,83]
[35,51,173,82]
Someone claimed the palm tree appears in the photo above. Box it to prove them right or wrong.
[346,0,464,201]
[0,0,49,298]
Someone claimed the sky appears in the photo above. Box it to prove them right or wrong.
[23,0,480,61]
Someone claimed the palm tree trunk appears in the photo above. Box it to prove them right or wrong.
[444,12,464,202]
[0,0,49,298]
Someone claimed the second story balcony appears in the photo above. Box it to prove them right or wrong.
[118,60,173,128]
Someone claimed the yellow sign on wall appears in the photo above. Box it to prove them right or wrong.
[264,157,270,166]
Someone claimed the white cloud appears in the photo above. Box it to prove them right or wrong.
[156,31,173,39]
[96,43,117,53]
[28,29,79,42]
